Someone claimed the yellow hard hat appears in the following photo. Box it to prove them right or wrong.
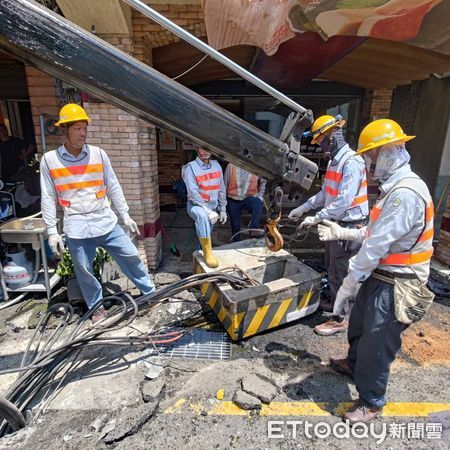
[55,103,91,126]
[310,114,345,144]
[357,119,414,154]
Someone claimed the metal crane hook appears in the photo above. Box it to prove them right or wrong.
[265,186,284,252]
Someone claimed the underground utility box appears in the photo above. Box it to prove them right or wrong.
[193,239,321,341]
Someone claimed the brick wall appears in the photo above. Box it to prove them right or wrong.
[389,81,424,137]
[435,190,450,265]
[25,66,64,153]
[361,88,393,126]
[132,2,205,64]
[158,139,183,206]
[85,32,162,268]
[361,88,394,205]
[132,3,205,206]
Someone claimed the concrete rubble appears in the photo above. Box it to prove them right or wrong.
[232,390,262,411]
[0,247,448,449]
[154,272,182,285]
[241,373,278,404]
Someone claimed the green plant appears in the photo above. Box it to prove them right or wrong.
[56,251,74,277]
[56,248,111,280]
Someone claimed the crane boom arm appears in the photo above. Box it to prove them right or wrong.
[0,0,317,194]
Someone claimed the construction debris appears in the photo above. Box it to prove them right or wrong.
[102,385,164,444]
[232,390,261,411]
[154,272,182,285]
[241,374,278,404]
[141,379,165,403]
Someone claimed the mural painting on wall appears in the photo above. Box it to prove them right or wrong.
[203,0,450,56]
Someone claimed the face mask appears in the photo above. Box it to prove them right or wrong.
[363,154,373,173]
[319,135,331,153]
[362,148,381,179]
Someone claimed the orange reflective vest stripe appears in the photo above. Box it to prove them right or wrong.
[49,163,104,179]
[324,170,342,183]
[186,159,223,204]
[325,185,339,197]
[55,179,104,193]
[227,165,258,199]
[194,171,221,202]
[323,156,368,209]
[368,193,434,267]
[380,250,434,266]
[195,171,222,183]
[44,146,108,212]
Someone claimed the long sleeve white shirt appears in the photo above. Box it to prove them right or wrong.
[349,165,428,283]
[303,145,367,222]
[40,144,131,239]
[182,157,227,212]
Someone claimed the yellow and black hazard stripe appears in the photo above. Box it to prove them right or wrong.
[194,262,320,341]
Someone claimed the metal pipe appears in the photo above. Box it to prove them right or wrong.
[39,114,47,154]
[121,0,307,115]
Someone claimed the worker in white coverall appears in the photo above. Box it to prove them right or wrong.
[40,104,155,324]
[318,119,434,423]
[288,115,369,335]
[182,147,227,268]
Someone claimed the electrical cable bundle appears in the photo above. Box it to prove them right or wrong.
[0,271,253,436]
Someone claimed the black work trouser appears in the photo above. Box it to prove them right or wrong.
[347,276,407,408]
[324,238,361,305]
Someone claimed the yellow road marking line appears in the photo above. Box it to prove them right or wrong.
[164,398,186,414]
[166,400,450,417]
[268,297,293,329]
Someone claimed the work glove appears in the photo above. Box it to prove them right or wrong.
[288,205,307,221]
[335,274,360,304]
[298,215,321,229]
[124,217,140,235]
[48,233,65,258]
[208,210,219,225]
[318,219,363,242]
[219,211,227,224]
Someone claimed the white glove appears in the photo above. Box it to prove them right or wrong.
[335,274,360,304]
[317,219,364,242]
[124,217,140,235]
[48,233,65,257]
[299,215,321,229]
[219,211,227,224]
[208,210,219,225]
[288,205,307,221]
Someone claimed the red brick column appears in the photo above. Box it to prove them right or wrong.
[81,33,163,269]
[83,102,162,269]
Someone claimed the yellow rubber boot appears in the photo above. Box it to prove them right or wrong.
[199,237,219,268]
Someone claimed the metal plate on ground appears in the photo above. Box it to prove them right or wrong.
[148,329,231,360]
